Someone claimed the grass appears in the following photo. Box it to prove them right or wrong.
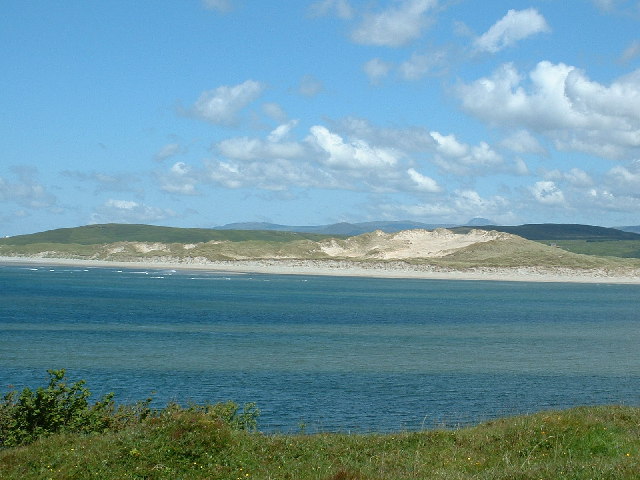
[540,240,640,259]
[1,405,640,479]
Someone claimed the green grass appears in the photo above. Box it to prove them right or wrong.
[1,406,639,479]
[539,240,640,259]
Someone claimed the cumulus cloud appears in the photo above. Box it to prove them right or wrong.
[308,126,401,169]
[430,132,505,176]
[474,8,550,53]
[457,61,640,160]
[407,168,441,192]
[90,199,176,224]
[544,168,594,187]
[267,120,298,143]
[351,0,438,47]
[157,162,201,195]
[335,117,435,152]
[189,80,265,126]
[308,0,354,19]
[363,58,392,84]
[606,160,640,194]
[530,180,565,206]
[499,130,547,155]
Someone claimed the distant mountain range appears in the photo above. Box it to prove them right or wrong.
[214,220,640,241]
[214,220,461,236]
[619,225,640,234]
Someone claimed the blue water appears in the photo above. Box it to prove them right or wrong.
[1,264,639,432]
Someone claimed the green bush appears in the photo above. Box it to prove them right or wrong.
[0,370,260,449]
[0,369,114,447]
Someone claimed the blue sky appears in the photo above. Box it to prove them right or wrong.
[2,0,640,236]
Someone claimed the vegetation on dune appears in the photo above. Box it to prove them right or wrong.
[2,371,640,479]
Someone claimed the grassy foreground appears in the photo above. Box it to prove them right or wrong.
[1,373,640,480]
[2,407,640,480]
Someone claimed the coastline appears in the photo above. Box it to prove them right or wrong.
[1,255,640,284]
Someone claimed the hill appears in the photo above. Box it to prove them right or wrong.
[0,223,335,246]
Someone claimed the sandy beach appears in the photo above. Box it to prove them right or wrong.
[2,255,640,284]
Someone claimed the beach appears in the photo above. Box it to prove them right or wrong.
[2,255,640,284]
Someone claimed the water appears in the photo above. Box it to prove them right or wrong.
[1,264,639,432]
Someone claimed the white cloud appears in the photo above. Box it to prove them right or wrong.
[157,162,200,195]
[190,80,265,126]
[202,0,232,13]
[217,136,305,161]
[530,180,565,206]
[430,132,504,176]
[91,199,176,224]
[606,160,640,194]
[474,8,550,53]
[308,126,400,169]
[363,58,392,84]
[308,0,354,19]
[351,0,438,47]
[267,120,298,143]
[336,117,436,152]
[544,168,594,187]
[458,61,640,160]
[407,168,441,192]
[499,130,547,155]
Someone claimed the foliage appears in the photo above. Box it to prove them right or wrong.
[1,404,640,479]
[0,369,114,447]
[0,371,259,449]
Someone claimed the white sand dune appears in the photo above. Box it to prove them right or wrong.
[319,228,512,259]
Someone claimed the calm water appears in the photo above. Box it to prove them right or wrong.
[1,264,639,432]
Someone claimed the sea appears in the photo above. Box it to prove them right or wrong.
[1,263,639,433]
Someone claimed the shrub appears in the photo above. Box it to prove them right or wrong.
[0,370,260,449]
[0,369,114,447]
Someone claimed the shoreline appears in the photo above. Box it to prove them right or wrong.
[1,255,640,284]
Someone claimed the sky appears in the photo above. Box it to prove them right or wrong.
[2,0,640,236]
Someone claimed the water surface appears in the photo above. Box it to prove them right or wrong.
[1,264,638,432]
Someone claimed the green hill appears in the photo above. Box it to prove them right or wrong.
[0,223,335,246]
